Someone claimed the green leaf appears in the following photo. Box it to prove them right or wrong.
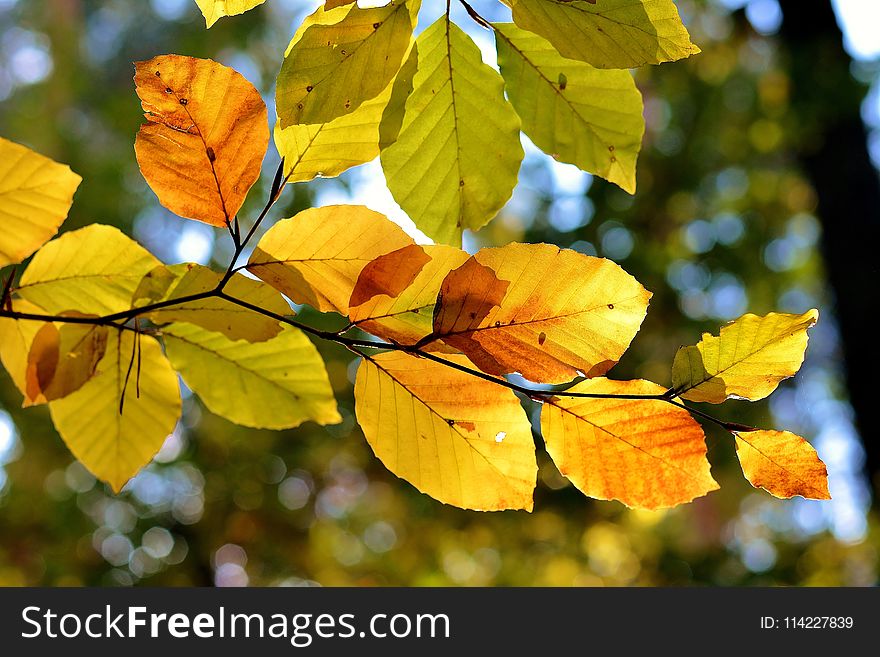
[17,224,161,316]
[49,331,181,492]
[276,0,419,127]
[133,263,290,342]
[508,0,700,69]
[495,23,645,194]
[380,17,524,246]
[163,322,341,429]
[274,45,408,184]
[0,137,82,267]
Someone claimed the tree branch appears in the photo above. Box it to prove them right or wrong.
[0,160,736,430]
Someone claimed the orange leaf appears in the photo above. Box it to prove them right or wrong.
[429,243,651,383]
[541,378,719,510]
[134,55,268,227]
[435,258,510,335]
[734,429,830,500]
[348,244,431,309]
[348,244,469,349]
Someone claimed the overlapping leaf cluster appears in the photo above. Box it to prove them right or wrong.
[0,1,830,513]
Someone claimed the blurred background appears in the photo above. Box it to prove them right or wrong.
[0,0,878,586]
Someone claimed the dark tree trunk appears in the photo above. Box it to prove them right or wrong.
[778,0,880,497]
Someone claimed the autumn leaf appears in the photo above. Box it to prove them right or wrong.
[247,205,414,314]
[134,55,268,227]
[25,321,108,407]
[163,322,341,429]
[541,378,719,509]
[355,352,537,511]
[0,299,52,399]
[0,137,82,267]
[276,1,419,127]
[348,244,432,308]
[17,224,161,316]
[132,263,290,342]
[348,244,470,348]
[194,0,267,27]
[380,17,524,246]
[49,331,182,492]
[734,429,830,500]
[429,243,651,384]
[495,23,645,194]
[507,0,701,69]
[671,309,819,403]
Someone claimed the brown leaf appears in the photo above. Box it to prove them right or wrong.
[25,321,109,406]
[348,244,432,309]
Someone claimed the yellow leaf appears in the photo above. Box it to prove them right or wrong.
[380,17,524,245]
[247,205,414,313]
[0,299,49,398]
[430,243,651,383]
[195,0,267,27]
[25,321,108,406]
[541,378,719,509]
[276,1,419,126]
[348,244,469,348]
[134,55,268,227]
[0,137,82,267]
[671,309,819,403]
[273,42,414,183]
[734,430,830,500]
[508,0,701,69]
[163,322,341,429]
[49,331,182,492]
[17,224,161,316]
[133,263,289,342]
[494,23,645,194]
[354,352,537,511]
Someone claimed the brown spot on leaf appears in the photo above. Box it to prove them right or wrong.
[155,70,161,76]
[538,331,547,345]
[608,304,614,309]
[179,98,188,105]
[458,421,476,432]
[206,147,216,162]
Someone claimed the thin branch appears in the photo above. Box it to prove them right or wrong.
[458,0,493,31]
